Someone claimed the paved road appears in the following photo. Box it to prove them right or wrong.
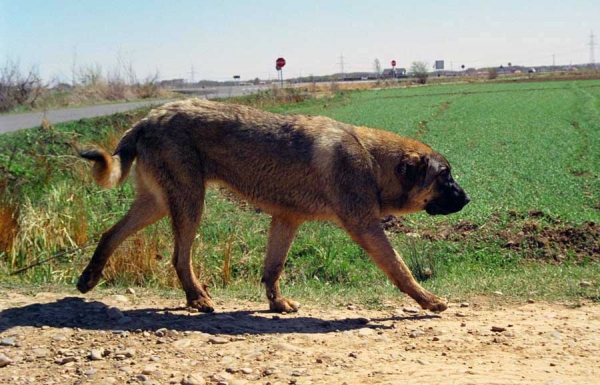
[0,84,272,134]
[0,99,175,134]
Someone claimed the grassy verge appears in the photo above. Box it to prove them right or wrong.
[0,79,599,307]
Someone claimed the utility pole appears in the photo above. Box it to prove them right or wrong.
[589,30,598,66]
[188,65,197,84]
[337,54,346,80]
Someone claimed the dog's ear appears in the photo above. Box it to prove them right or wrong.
[396,153,426,185]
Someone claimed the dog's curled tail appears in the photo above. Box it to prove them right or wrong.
[79,123,142,189]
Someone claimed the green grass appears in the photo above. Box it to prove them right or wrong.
[1,79,599,307]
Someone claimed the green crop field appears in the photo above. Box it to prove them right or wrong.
[1,79,599,306]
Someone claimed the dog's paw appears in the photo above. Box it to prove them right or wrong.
[269,298,300,313]
[76,271,101,294]
[422,297,448,313]
[188,297,216,313]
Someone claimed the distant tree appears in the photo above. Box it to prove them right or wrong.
[410,61,429,84]
[373,58,382,78]
[253,77,260,85]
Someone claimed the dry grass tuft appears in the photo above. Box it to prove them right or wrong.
[0,203,19,257]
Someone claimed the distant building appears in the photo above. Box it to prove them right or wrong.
[381,68,407,78]
[159,78,185,87]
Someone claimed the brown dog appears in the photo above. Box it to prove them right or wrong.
[77,99,469,313]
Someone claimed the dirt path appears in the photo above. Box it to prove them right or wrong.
[0,290,599,385]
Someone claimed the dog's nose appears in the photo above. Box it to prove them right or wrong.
[463,194,471,205]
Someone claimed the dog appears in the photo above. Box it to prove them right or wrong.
[77,98,470,313]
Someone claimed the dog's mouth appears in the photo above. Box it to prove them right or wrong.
[425,194,470,216]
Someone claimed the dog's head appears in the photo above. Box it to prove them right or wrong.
[397,152,470,216]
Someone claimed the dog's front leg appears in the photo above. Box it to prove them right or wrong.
[345,220,448,313]
[262,216,302,313]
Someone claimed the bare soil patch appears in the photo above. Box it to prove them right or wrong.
[0,290,599,385]
[381,212,600,264]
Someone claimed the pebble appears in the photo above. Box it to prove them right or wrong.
[182,374,206,385]
[455,312,468,318]
[126,287,136,295]
[240,368,253,374]
[493,291,503,296]
[85,369,97,376]
[208,336,230,345]
[52,334,67,341]
[491,326,507,332]
[417,359,429,365]
[32,348,48,358]
[579,281,592,287]
[357,328,374,337]
[1,337,16,346]
[409,330,425,338]
[527,299,535,304]
[403,306,420,314]
[90,349,104,361]
[106,307,124,320]
[0,353,12,367]
[173,338,192,349]
[460,302,469,308]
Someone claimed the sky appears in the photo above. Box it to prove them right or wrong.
[1,0,599,83]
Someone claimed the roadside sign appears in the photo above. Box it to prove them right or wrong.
[276,57,286,68]
[391,60,396,67]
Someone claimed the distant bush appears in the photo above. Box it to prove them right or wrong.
[488,68,498,80]
[0,60,45,113]
[410,61,429,84]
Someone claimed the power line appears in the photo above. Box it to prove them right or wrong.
[188,65,197,83]
[589,30,598,65]
[337,54,345,79]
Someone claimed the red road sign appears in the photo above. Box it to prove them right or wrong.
[276,57,286,68]
[391,60,396,67]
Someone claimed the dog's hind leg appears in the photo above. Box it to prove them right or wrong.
[77,190,167,294]
[262,216,301,313]
[169,188,215,313]
[344,219,448,313]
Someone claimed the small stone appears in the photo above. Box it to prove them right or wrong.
[1,337,16,346]
[493,291,503,296]
[491,326,507,332]
[460,302,469,308]
[208,336,229,345]
[142,365,157,375]
[106,307,124,320]
[349,352,358,358]
[126,288,136,295]
[0,353,12,367]
[55,356,77,365]
[550,332,563,340]
[115,348,135,357]
[155,328,168,337]
[52,334,67,341]
[409,330,425,338]
[137,374,149,382]
[240,368,253,374]
[85,369,97,376]
[347,305,357,310]
[526,299,535,304]
[579,281,592,287]
[32,348,48,358]
[403,306,420,314]
[182,374,206,385]
[117,316,133,325]
[90,349,103,361]
[417,359,429,365]
[173,339,192,349]
[455,312,468,318]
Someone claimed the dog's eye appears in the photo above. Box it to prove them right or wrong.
[438,169,450,178]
